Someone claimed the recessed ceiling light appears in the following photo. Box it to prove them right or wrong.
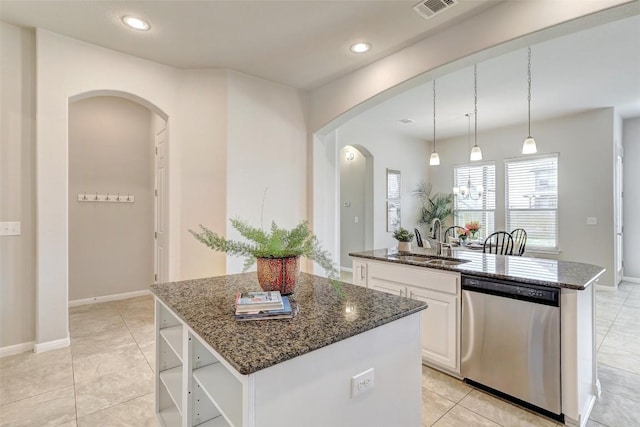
[398,118,415,124]
[122,16,151,31]
[350,42,371,54]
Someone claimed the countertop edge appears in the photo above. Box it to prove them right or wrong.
[349,251,606,290]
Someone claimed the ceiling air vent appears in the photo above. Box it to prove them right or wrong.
[413,0,457,20]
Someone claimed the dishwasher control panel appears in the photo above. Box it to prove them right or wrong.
[462,276,559,307]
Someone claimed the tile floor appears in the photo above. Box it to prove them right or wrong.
[0,281,639,426]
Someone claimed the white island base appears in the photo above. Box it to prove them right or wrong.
[155,299,423,427]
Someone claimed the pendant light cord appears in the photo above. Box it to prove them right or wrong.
[527,46,532,137]
[474,64,478,146]
[433,80,436,152]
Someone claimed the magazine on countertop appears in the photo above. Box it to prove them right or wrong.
[234,291,283,313]
[235,296,294,320]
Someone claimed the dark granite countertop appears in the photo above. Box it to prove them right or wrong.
[350,248,605,290]
[151,272,426,375]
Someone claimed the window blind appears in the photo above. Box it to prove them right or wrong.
[453,162,496,239]
[505,154,558,249]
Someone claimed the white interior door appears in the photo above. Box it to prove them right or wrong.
[155,127,168,284]
[615,152,624,284]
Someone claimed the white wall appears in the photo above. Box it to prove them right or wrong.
[623,116,640,279]
[429,109,616,286]
[339,146,367,267]
[177,70,228,281]
[338,123,428,251]
[0,22,36,349]
[225,72,308,274]
[68,96,154,300]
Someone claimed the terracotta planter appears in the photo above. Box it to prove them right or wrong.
[256,256,300,295]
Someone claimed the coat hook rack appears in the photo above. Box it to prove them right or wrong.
[77,192,135,203]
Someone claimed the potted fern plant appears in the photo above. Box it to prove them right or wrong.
[190,219,338,295]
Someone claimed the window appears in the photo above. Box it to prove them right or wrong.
[505,154,558,250]
[386,169,401,231]
[453,162,496,240]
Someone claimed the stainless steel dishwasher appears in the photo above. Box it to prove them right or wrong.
[461,275,562,421]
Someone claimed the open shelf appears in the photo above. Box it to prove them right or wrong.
[160,324,183,361]
[193,363,243,427]
[160,365,183,414]
[195,416,232,427]
[159,405,181,427]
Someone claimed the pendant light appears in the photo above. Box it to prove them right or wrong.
[522,46,538,154]
[454,113,483,200]
[429,80,440,166]
[470,64,483,161]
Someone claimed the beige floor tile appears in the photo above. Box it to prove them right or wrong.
[71,325,136,358]
[129,323,155,347]
[432,405,501,427]
[139,339,156,372]
[617,282,639,294]
[421,366,472,403]
[121,308,154,330]
[590,390,640,426]
[595,322,610,349]
[117,295,154,312]
[77,393,157,427]
[586,420,607,427]
[70,311,126,339]
[614,305,640,326]
[459,390,557,427]
[69,301,120,316]
[598,344,640,375]
[624,293,640,308]
[0,357,73,405]
[74,364,154,418]
[73,342,150,384]
[0,385,76,427]
[599,328,640,354]
[56,421,78,427]
[595,299,624,321]
[421,387,455,426]
[0,346,71,377]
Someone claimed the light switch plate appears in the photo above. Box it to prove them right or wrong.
[0,222,21,236]
[586,217,598,225]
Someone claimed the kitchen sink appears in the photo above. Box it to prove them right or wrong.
[388,254,470,266]
[424,258,470,266]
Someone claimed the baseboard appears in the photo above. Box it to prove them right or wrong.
[596,283,617,292]
[341,266,353,273]
[69,289,151,307]
[34,336,70,353]
[622,276,640,284]
[0,341,35,358]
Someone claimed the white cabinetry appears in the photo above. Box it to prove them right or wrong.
[156,301,240,427]
[352,258,460,375]
[352,260,368,287]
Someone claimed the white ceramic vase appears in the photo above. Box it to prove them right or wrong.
[397,241,411,253]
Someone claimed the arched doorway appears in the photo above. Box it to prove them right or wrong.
[68,91,168,304]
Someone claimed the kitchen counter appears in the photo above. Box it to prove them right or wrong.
[152,272,427,426]
[349,248,605,290]
[151,271,426,375]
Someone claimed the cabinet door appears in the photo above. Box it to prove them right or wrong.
[370,277,405,297]
[352,260,368,287]
[407,285,459,373]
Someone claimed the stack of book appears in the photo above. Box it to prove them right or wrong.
[234,291,293,321]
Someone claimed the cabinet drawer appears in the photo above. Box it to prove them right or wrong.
[367,261,459,295]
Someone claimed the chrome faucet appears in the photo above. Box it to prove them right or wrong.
[430,218,443,256]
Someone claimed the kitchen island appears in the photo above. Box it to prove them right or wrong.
[151,272,427,427]
[350,248,605,427]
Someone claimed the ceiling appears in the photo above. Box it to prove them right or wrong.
[0,0,498,90]
[1,1,638,140]
[349,13,640,140]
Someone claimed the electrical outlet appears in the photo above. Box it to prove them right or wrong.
[587,217,598,225]
[351,368,374,397]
